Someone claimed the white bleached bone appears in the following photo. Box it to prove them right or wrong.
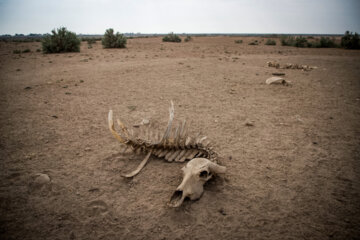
[108,101,223,206]
[169,158,226,207]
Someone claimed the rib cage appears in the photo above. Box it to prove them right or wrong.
[108,101,218,177]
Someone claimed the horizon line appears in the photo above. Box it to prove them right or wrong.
[1,32,349,37]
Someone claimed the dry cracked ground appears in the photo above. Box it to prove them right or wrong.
[0,36,359,239]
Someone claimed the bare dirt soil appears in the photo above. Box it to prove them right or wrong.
[0,36,359,240]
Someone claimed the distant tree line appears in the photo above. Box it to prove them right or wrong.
[280,31,359,49]
[3,28,359,54]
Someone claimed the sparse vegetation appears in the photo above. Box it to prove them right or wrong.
[280,36,309,48]
[280,36,295,46]
[87,39,96,45]
[320,37,337,48]
[341,31,360,49]
[0,34,43,43]
[310,37,338,48]
[184,35,192,42]
[162,32,181,43]
[281,35,341,48]
[87,39,96,49]
[13,50,21,54]
[22,49,31,53]
[248,40,258,45]
[102,28,127,48]
[42,27,80,53]
[293,32,359,49]
[80,37,102,44]
[294,36,308,48]
[265,39,276,45]
[234,40,243,44]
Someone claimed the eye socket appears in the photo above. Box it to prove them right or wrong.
[199,170,209,178]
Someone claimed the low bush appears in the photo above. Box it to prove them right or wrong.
[184,35,192,42]
[341,31,360,49]
[294,36,308,47]
[162,32,181,42]
[87,38,96,49]
[248,40,258,45]
[102,28,127,48]
[234,40,243,44]
[280,33,358,49]
[281,36,308,47]
[310,37,337,48]
[280,36,295,46]
[87,39,96,44]
[42,27,80,53]
[13,49,21,54]
[22,49,31,53]
[265,39,276,45]
[320,37,337,48]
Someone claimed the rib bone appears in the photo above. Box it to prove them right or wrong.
[122,150,153,178]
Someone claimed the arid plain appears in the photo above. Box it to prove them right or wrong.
[0,36,359,239]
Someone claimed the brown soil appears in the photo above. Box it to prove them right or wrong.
[0,37,359,240]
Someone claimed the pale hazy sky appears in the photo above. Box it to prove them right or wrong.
[0,0,359,35]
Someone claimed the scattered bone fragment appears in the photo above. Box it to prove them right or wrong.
[266,76,287,85]
[267,61,280,68]
[267,61,315,71]
[34,173,50,185]
[141,119,150,125]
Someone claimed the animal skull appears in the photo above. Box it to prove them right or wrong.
[169,158,226,207]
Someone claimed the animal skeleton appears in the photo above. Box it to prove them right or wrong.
[108,101,226,206]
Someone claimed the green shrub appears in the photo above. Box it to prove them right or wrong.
[265,39,276,45]
[42,27,80,53]
[22,48,31,53]
[281,36,294,46]
[294,36,308,47]
[102,28,127,48]
[281,36,309,47]
[280,35,343,48]
[13,49,21,54]
[341,31,360,49]
[311,37,337,48]
[234,40,243,44]
[162,32,181,42]
[184,35,192,42]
